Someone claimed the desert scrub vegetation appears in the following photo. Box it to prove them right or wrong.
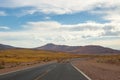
[0,49,82,68]
[0,61,5,69]
[96,55,120,64]
[0,65,4,69]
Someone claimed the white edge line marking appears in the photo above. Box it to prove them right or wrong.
[0,65,42,76]
[0,62,54,76]
[71,63,92,80]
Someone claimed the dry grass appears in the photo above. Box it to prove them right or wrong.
[75,54,120,65]
[1,48,119,69]
[0,49,81,68]
[94,55,120,65]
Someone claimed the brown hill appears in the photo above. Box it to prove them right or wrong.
[0,44,16,50]
[36,43,120,54]
[0,43,120,54]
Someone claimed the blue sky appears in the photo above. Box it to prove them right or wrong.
[0,0,120,49]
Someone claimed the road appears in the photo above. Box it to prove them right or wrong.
[0,62,89,80]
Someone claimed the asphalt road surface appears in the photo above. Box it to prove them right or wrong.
[0,62,89,80]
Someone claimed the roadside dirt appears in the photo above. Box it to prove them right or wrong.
[73,58,120,80]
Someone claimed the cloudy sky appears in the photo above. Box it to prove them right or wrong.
[0,0,120,49]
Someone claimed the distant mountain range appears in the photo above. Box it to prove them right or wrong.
[0,43,120,54]
[36,43,120,54]
[0,44,16,50]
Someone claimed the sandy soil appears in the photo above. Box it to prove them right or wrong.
[72,59,120,80]
[0,61,55,74]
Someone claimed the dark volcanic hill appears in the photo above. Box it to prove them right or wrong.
[0,44,16,50]
[36,43,120,54]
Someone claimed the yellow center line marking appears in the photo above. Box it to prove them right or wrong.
[34,70,49,80]
[34,65,56,80]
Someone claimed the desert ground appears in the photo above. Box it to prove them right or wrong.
[0,49,80,74]
[73,55,120,80]
[0,49,120,80]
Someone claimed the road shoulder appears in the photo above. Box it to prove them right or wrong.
[0,61,56,75]
[72,58,120,80]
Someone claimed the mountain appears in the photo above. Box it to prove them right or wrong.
[36,43,120,54]
[1,43,120,54]
[0,44,17,50]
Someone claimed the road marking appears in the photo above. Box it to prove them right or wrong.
[34,68,53,80]
[0,66,37,76]
[34,65,56,80]
[71,63,92,80]
[34,70,49,80]
[0,62,55,76]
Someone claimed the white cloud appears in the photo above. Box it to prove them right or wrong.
[44,16,51,20]
[91,38,120,50]
[90,0,120,23]
[0,0,120,25]
[0,0,120,26]
[104,10,120,23]
[0,11,7,16]
[0,26,10,30]
[15,9,38,17]
[22,21,112,38]
[0,0,118,15]
[22,21,61,31]
[0,0,100,13]
[0,21,120,49]
[0,0,119,49]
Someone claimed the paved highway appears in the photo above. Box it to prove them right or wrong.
[0,62,89,80]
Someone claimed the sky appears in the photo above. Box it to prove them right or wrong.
[0,0,120,50]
